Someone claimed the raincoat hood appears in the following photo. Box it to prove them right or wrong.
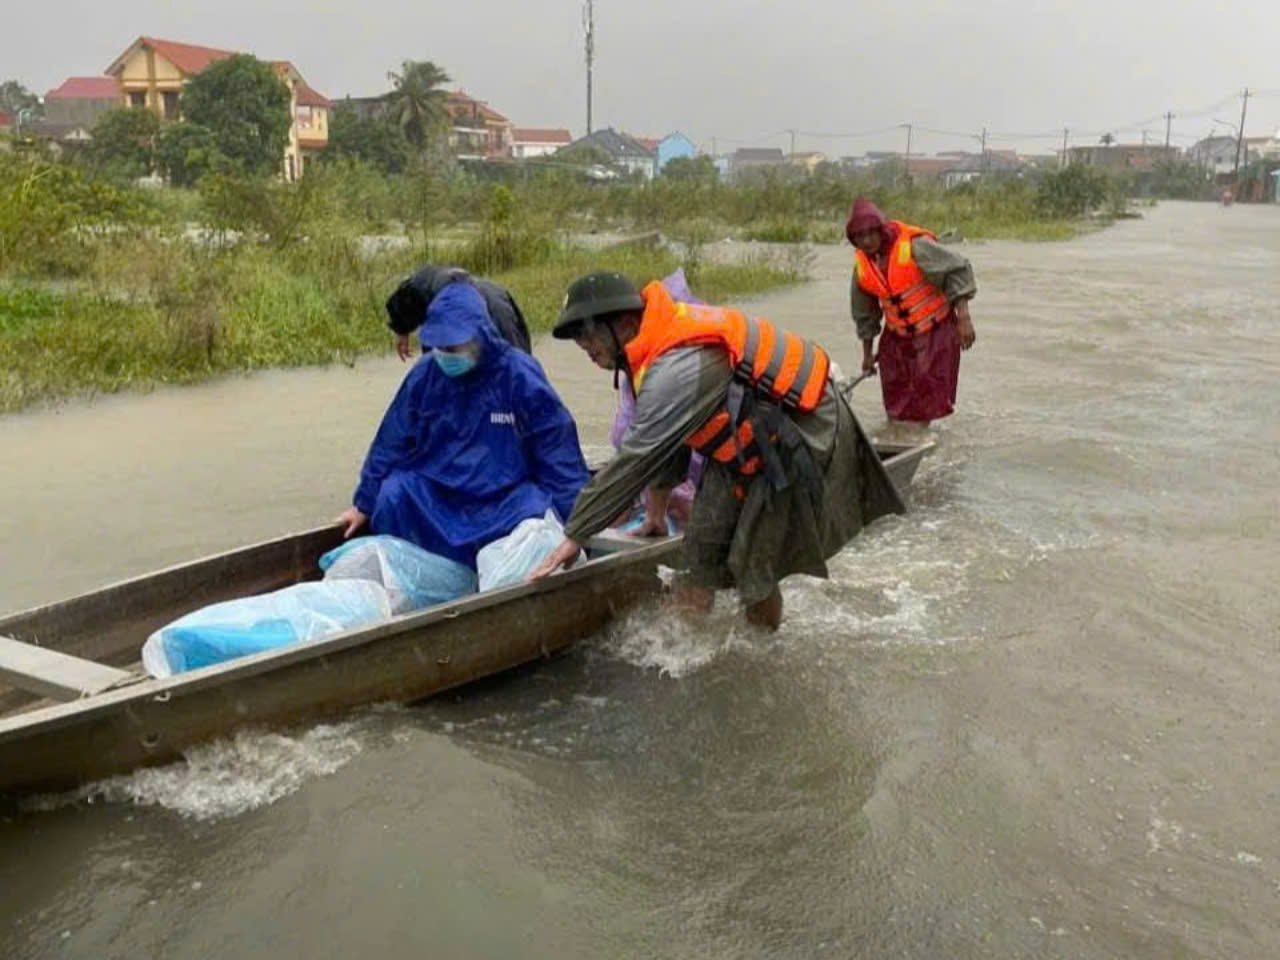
[419,283,505,355]
[845,197,898,252]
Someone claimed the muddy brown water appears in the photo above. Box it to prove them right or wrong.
[2,201,1279,958]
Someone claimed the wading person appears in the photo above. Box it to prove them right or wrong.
[846,197,977,438]
[337,284,588,571]
[385,264,533,360]
[528,272,904,630]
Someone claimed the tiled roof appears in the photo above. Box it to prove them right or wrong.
[565,128,653,158]
[103,37,330,105]
[446,91,509,124]
[295,81,331,108]
[45,77,121,100]
[904,158,956,175]
[144,36,233,75]
[512,127,572,144]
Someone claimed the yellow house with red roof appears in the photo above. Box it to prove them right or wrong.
[102,36,330,180]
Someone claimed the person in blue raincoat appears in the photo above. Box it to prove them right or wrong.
[335,284,590,569]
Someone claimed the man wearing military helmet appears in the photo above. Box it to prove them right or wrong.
[529,272,903,630]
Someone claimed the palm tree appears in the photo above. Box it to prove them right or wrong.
[385,60,451,152]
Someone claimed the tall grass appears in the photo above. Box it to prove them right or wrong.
[1,149,1110,411]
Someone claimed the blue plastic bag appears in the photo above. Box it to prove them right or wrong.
[141,580,394,677]
[318,535,478,612]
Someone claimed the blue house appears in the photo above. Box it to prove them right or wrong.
[656,132,697,173]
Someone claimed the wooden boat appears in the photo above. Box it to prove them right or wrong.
[0,441,933,798]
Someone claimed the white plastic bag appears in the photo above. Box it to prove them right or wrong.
[476,510,585,591]
[319,535,477,613]
[141,580,393,678]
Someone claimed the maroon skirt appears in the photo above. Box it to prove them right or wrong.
[878,318,961,422]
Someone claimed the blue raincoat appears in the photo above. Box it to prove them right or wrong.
[352,285,590,568]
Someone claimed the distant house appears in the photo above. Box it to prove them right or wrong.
[837,154,875,170]
[656,131,696,172]
[102,35,331,180]
[788,151,826,174]
[445,91,513,160]
[1244,134,1277,162]
[902,157,955,178]
[511,127,572,159]
[1186,136,1238,175]
[728,147,786,179]
[24,120,95,155]
[43,77,121,128]
[560,128,655,178]
[940,151,1024,188]
[1067,143,1177,172]
[1259,130,1280,161]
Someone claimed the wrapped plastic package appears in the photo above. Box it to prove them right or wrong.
[141,580,394,678]
[475,510,584,591]
[319,535,477,613]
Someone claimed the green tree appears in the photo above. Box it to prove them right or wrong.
[661,155,718,183]
[182,55,291,176]
[83,107,159,179]
[1099,132,1115,147]
[0,80,41,117]
[1036,164,1111,217]
[155,122,225,187]
[554,143,612,167]
[385,60,451,152]
[1149,157,1213,200]
[325,101,413,174]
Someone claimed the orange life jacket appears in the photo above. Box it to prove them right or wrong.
[853,221,952,337]
[625,282,831,482]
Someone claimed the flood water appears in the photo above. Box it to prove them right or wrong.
[2,201,1278,958]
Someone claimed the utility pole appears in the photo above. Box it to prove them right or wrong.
[1061,127,1069,169]
[1232,87,1250,183]
[1164,111,1174,152]
[583,0,594,135]
[902,122,913,181]
[711,136,717,158]
[980,127,988,173]
[788,129,796,157]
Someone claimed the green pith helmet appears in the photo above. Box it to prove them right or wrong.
[553,272,644,339]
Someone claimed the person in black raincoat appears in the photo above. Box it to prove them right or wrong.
[385,265,533,360]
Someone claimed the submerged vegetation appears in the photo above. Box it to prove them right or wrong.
[1,140,1132,412]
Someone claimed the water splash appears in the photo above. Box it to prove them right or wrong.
[599,600,756,678]
[23,722,365,821]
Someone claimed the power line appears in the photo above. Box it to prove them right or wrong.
[707,86,1277,156]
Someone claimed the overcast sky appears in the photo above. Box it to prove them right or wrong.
[5,0,1278,155]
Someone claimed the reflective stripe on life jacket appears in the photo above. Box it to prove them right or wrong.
[854,221,952,337]
[624,282,831,482]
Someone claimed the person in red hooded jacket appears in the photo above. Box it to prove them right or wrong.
[845,197,977,436]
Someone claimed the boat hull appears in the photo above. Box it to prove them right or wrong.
[0,441,932,798]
